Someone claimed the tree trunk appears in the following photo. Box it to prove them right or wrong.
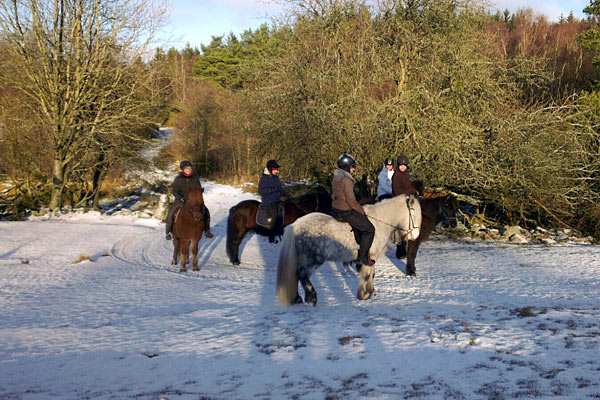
[203,118,209,177]
[49,158,67,210]
[91,152,106,209]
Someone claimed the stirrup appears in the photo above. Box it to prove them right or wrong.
[166,233,173,241]
[204,230,214,238]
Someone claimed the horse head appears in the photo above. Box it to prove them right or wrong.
[439,194,458,228]
[185,187,205,222]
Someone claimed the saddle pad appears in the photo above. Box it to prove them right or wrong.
[256,203,278,228]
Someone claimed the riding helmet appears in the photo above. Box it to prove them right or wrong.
[266,159,280,170]
[397,155,409,166]
[180,160,192,170]
[337,153,356,172]
[384,157,394,166]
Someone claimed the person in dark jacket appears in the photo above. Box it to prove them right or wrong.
[258,160,287,205]
[258,160,288,241]
[392,155,420,197]
[392,155,421,258]
[165,160,213,240]
[331,153,375,267]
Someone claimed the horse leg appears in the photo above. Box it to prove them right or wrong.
[171,238,179,266]
[365,266,376,298]
[180,239,190,272]
[191,238,200,271]
[357,264,372,300]
[297,267,317,306]
[405,240,420,276]
[227,225,248,266]
[396,241,407,259]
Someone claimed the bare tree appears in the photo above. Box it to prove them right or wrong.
[0,0,168,209]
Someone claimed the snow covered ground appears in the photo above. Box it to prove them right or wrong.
[1,181,600,399]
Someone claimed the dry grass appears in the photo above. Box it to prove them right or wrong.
[72,254,92,264]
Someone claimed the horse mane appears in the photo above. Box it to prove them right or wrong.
[185,187,205,207]
[185,188,204,204]
[286,191,332,215]
[364,195,406,224]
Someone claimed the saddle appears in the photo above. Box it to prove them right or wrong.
[256,202,284,229]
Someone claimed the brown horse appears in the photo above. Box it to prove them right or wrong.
[226,191,332,265]
[397,193,458,275]
[172,187,208,272]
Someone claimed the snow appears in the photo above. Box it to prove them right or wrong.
[2,182,600,399]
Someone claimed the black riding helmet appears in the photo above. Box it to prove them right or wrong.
[384,157,393,166]
[397,155,409,166]
[180,160,192,170]
[337,153,356,172]
[266,159,280,171]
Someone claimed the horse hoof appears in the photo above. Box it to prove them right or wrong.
[180,268,186,272]
[232,260,240,266]
[305,294,317,307]
[357,290,371,300]
[192,267,199,271]
[293,295,303,304]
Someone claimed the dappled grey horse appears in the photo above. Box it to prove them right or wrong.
[276,195,422,306]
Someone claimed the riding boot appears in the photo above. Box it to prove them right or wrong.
[203,206,214,238]
[358,224,375,267]
[165,202,180,240]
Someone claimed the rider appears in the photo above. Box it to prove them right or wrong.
[392,155,420,259]
[165,160,213,240]
[392,154,420,197]
[377,156,395,201]
[331,153,375,267]
[258,160,287,205]
[258,160,288,239]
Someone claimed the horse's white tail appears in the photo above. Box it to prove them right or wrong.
[276,225,298,306]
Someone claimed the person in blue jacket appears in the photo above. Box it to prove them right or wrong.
[376,156,394,201]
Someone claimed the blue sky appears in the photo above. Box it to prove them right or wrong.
[161,0,590,50]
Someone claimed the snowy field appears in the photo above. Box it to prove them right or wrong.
[1,181,600,399]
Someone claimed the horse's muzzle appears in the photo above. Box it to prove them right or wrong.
[192,213,203,222]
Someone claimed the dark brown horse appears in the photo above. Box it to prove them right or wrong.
[172,187,208,272]
[226,191,332,265]
[398,193,458,275]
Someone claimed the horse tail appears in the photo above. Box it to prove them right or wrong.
[225,206,238,262]
[276,225,298,306]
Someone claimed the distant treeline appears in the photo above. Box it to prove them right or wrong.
[1,0,599,239]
